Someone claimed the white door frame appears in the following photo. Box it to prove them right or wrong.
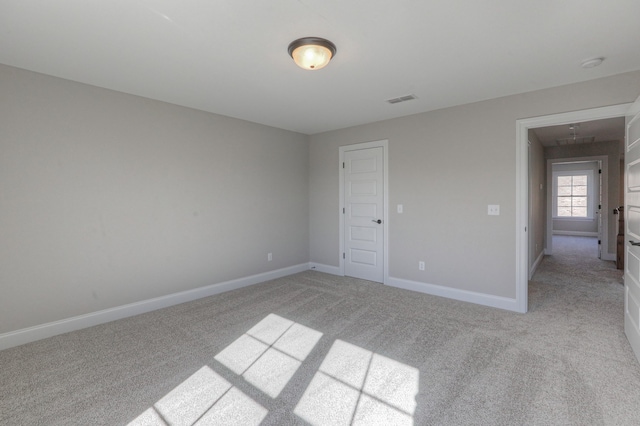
[545,156,609,258]
[516,103,631,313]
[339,139,389,284]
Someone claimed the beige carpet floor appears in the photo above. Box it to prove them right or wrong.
[1,235,639,425]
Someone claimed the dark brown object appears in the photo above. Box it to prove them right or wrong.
[617,206,624,270]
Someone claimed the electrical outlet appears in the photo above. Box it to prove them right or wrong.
[268,253,272,262]
[419,261,425,271]
[488,205,500,216]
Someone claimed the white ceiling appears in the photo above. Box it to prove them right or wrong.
[2,1,639,135]
[533,117,626,147]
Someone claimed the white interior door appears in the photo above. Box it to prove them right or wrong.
[624,94,640,364]
[343,147,384,282]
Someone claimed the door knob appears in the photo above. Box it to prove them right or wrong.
[372,219,382,224]
[630,240,640,246]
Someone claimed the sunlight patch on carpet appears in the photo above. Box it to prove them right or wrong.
[294,340,419,425]
[215,313,323,398]
[128,313,418,425]
[127,366,267,426]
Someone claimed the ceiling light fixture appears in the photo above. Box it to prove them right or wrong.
[288,37,336,71]
[581,57,604,69]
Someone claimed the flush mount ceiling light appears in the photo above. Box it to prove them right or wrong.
[581,57,604,69]
[288,37,336,70]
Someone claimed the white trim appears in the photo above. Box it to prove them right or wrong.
[387,276,520,312]
[552,230,599,237]
[338,139,389,284]
[308,262,342,276]
[0,263,309,351]
[602,252,616,262]
[546,156,608,256]
[551,168,596,219]
[529,250,545,279]
[516,103,632,314]
[516,114,529,313]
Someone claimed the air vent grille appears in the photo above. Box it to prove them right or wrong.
[386,94,417,104]
[555,136,596,145]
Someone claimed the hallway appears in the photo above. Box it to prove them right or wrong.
[530,235,622,312]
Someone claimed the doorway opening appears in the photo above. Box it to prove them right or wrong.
[516,103,631,313]
[545,158,607,260]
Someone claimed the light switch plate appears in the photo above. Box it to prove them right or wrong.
[488,205,500,215]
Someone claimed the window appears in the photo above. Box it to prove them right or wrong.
[557,174,587,217]
[552,170,594,219]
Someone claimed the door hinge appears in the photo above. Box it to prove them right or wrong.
[343,207,345,214]
[599,204,602,210]
[599,169,602,174]
[343,253,345,259]
[343,162,345,168]
[598,240,601,245]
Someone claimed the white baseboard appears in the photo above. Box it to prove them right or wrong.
[305,268,520,312]
[529,250,546,279]
[386,276,520,312]
[308,262,342,276]
[552,231,598,237]
[0,263,309,352]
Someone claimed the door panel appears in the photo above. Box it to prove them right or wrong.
[627,207,640,239]
[344,147,384,282]
[350,226,376,242]
[350,248,377,265]
[628,159,640,190]
[624,94,640,364]
[627,250,640,283]
[351,203,378,218]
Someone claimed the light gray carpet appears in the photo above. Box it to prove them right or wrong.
[1,236,639,425]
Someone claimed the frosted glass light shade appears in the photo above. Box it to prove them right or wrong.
[288,37,336,71]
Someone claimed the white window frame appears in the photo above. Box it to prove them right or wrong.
[552,169,595,219]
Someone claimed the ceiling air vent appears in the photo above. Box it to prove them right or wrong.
[386,94,417,104]
[555,136,596,145]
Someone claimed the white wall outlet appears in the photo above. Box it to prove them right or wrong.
[488,205,500,215]
[267,253,272,261]
[419,261,425,271]
[397,204,403,213]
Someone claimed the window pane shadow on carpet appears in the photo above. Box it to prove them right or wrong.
[2,262,639,425]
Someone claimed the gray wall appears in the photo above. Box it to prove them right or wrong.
[528,130,546,273]
[0,64,309,334]
[546,140,621,254]
[309,71,640,299]
[3,62,639,335]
